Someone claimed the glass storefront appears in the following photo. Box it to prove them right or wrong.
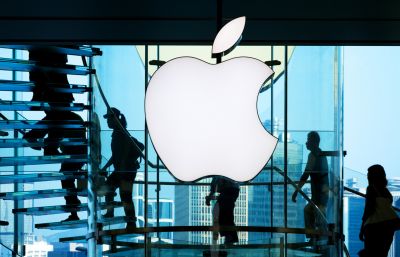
[0,45,345,256]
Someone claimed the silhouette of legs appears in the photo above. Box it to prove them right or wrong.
[364,223,394,257]
[216,187,240,244]
[60,162,84,221]
[304,203,327,239]
[104,171,137,228]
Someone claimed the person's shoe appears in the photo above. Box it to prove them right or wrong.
[22,135,41,151]
[224,234,239,245]
[61,214,80,222]
[44,147,60,156]
[126,222,137,230]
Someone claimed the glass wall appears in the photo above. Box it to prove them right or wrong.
[91,45,344,256]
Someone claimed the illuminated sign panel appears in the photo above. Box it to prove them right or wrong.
[145,17,277,182]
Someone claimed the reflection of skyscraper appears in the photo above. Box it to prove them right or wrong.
[135,173,174,242]
[248,137,304,243]
[174,179,248,244]
[343,179,364,257]
[387,178,400,257]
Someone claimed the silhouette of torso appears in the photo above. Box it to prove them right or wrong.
[29,46,74,104]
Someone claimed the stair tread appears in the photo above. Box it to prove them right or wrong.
[101,245,322,257]
[0,45,102,57]
[13,201,123,215]
[36,216,130,230]
[0,138,87,149]
[0,171,87,184]
[0,120,89,130]
[0,154,88,167]
[0,100,88,111]
[0,79,90,93]
[0,188,87,200]
[0,57,94,75]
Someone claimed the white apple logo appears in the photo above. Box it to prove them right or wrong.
[145,16,278,182]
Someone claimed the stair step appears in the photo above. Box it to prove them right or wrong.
[13,201,123,215]
[0,220,9,226]
[0,80,90,93]
[0,120,89,130]
[59,235,86,243]
[0,101,89,112]
[0,154,88,167]
[0,57,95,75]
[102,248,139,256]
[1,45,102,57]
[102,245,322,257]
[0,171,86,184]
[0,188,87,200]
[36,216,129,230]
[0,138,87,149]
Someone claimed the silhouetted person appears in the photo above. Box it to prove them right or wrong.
[358,165,397,257]
[23,111,87,222]
[292,131,329,240]
[29,46,75,106]
[101,108,142,230]
[206,176,240,244]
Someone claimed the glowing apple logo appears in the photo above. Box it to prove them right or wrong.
[145,16,278,182]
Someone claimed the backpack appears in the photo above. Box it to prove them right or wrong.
[130,136,145,166]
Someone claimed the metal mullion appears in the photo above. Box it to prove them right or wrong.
[284,45,288,257]
[144,44,149,257]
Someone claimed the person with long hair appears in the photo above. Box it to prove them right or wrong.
[101,107,139,230]
[359,164,397,257]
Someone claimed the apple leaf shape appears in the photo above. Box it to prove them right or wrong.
[212,16,246,57]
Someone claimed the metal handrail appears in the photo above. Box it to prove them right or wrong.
[0,241,22,257]
[92,66,162,170]
[345,186,400,212]
[272,166,329,226]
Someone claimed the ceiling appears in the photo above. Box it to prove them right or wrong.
[1,0,400,44]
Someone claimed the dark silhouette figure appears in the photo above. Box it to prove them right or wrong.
[358,165,397,257]
[206,176,240,244]
[28,46,74,106]
[101,108,141,230]
[23,111,86,222]
[292,131,329,240]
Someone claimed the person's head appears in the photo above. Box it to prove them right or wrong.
[367,164,388,189]
[306,131,320,151]
[103,107,127,129]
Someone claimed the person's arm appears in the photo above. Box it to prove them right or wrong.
[291,172,309,202]
[101,156,113,172]
[359,187,375,241]
[292,153,314,202]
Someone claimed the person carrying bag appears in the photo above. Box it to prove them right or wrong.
[358,164,400,257]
